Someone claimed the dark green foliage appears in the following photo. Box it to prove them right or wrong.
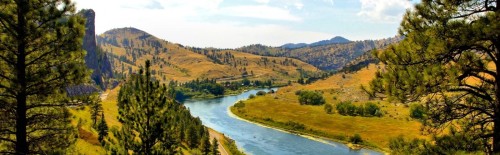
[222,79,273,92]
[285,121,306,130]
[296,90,326,105]
[242,78,251,86]
[349,134,363,144]
[324,104,334,114]
[0,0,87,153]
[111,60,209,154]
[298,78,305,84]
[211,138,220,155]
[409,104,426,120]
[389,128,483,155]
[233,101,246,108]
[364,102,382,117]
[200,136,211,155]
[97,113,108,144]
[89,94,103,127]
[248,94,256,99]
[336,101,357,116]
[179,78,225,97]
[366,1,499,153]
[256,91,267,96]
[336,102,382,117]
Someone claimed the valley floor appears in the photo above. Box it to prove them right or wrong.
[230,64,426,152]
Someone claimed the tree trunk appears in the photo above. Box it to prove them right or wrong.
[492,42,499,152]
[15,0,29,154]
[494,111,500,154]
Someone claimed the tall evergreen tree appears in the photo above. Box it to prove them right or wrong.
[211,138,220,155]
[199,135,211,155]
[367,0,499,153]
[112,60,177,154]
[0,0,87,154]
[89,94,103,127]
[97,113,108,144]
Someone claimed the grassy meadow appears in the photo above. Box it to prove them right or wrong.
[231,64,426,151]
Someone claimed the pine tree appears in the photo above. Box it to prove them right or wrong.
[113,60,177,154]
[90,95,103,128]
[0,0,87,154]
[211,138,220,155]
[200,135,211,155]
[97,113,108,144]
[367,0,499,154]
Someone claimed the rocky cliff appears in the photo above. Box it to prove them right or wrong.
[80,9,113,89]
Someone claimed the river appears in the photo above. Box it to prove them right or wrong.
[183,88,382,155]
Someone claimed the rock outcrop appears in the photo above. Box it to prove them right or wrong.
[80,9,113,89]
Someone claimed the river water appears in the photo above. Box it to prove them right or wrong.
[183,88,382,155]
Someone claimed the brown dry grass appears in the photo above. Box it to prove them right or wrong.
[99,29,320,83]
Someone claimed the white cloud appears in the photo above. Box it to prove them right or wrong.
[218,5,302,21]
[73,0,320,48]
[357,0,412,22]
[294,2,304,10]
[255,0,270,4]
[155,22,331,48]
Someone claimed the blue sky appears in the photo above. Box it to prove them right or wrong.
[74,0,417,48]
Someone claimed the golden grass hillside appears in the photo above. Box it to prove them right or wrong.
[69,86,241,154]
[67,86,122,154]
[231,64,426,151]
[98,28,320,83]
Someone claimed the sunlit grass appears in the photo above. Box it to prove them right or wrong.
[231,64,426,151]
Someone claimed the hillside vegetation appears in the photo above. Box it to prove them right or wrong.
[231,64,425,151]
[97,28,320,84]
[238,37,402,71]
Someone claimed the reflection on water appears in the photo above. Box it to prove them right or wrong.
[183,88,381,155]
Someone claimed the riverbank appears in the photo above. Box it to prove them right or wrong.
[229,101,387,154]
[208,128,245,155]
[227,64,426,154]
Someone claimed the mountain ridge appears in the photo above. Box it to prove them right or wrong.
[97,27,321,83]
[238,36,402,71]
[280,36,351,49]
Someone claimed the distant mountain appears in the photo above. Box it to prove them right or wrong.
[280,43,308,49]
[280,36,351,49]
[238,36,402,71]
[97,27,321,83]
[80,9,113,89]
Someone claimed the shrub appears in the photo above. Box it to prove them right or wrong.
[350,134,363,144]
[297,90,325,105]
[295,90,303,95]
[410,104,426,119]
[324,104,334,114]
[233,101,245,108]
[337,101,382,117]
[256,91,267,96]
[364,102,382,117]
[336,101,356,116]
[248,94,255,99]
[285,121,306,130]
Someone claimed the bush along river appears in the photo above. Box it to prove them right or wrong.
[183,88,382,155]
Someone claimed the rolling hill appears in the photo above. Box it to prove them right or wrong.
[97,27,321,83]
